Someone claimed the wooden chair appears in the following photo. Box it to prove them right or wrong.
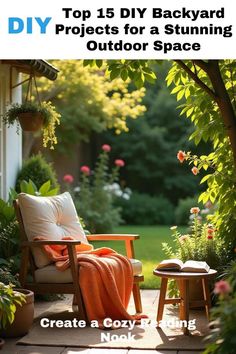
[13,198,144,321]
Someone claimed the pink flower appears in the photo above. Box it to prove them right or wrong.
[80,165,90,175]
[179,235,189,244]
[63,174,74,184]
[190,207,200,214]
[102,144,111,152]
[115,159,125,167]
[214,280,231,295]
[177,150,186,163]
[191,167,199,175]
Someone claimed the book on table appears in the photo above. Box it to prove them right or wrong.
[156,259,210,273]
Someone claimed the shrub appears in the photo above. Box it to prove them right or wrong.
[203,261,236,354]
[162,207,231,297]
[163,209,230,271]
[73,145,124,233]
[175,195,200,225]
[115,192,174,225]
[16,153,59,192]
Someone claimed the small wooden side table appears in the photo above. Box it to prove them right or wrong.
[153,269,217,335]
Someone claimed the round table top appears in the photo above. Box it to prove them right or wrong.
[153,269,217,279]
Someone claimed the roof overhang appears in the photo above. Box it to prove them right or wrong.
[2,60,59,81]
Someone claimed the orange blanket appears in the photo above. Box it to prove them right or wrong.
[35,236,144,325]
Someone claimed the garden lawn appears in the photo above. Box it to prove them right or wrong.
[91,225,187,289]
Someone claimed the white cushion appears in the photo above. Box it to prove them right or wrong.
[35,258,142,283]
[18,192,88,268]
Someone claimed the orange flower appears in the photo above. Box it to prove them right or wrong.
[190,207,200,214]
[191,167,199,175]
[177,150,186,163]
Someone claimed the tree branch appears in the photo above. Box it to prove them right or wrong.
[192,60,209,73]
[175,60,217,101]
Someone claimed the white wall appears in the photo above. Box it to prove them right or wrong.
[0,62,22,200]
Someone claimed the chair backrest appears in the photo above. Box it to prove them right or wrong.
[14,192,88,269]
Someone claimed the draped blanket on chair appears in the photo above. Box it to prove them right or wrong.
[34,236,144,325]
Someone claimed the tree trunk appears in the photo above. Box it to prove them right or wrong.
[203,61,236,166]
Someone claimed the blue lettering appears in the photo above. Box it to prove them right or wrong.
[9,17,24,33]
[27,18,32,33]
[35,17,52,33]
[8,17,52,34]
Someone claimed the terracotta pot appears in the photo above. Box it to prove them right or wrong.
[0,338,4,350]
[2,289,34,338]
[18,112,44,131]
[177,278,204,309]
[189,278,204,309]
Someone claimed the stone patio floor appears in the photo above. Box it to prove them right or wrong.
[1,290,204,354]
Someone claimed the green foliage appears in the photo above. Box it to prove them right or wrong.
[103,63,206,204]
[93,59,236,251]
[16,154,59,192]
[0,264,20,287]
[37,60,146,154]
[74,148,123,233]
[167,60,236,247]
[115,192,174,225]
[17,179,59,197]
[84,59,158,88]
[175,195,200,225]
[0,282,26,330]
[3,101,61,149]
[162,211,230,271]
[204,261,236,354]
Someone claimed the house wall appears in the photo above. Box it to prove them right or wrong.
[0,62,22,200]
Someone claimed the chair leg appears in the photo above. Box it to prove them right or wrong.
[73,287,87,322]
[133,283,142,313]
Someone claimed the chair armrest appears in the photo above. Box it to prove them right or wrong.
[22,240,82,247]
[86,234,139,258]
[86,234,139,241]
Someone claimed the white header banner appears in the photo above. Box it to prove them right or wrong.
[0,0,235,59]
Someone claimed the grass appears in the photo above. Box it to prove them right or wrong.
[91,225,187,289]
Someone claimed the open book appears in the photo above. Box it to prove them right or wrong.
[156,259,210,273]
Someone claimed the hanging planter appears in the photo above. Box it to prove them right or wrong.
[2,73,61,149]
[6,102,45,132]
[18,112,44,132]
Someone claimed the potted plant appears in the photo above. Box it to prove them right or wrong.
[2,101,61,149]
[0,282,34,338]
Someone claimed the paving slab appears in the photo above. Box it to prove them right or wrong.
[1,344,65,354]
[129,350,177,354]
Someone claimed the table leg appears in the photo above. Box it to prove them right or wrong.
[177,279,184,320]
[202,278,211,320]
[181,279,190,335]
[156,277,168,325]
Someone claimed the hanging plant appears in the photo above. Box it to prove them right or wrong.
[2,74,61,149]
